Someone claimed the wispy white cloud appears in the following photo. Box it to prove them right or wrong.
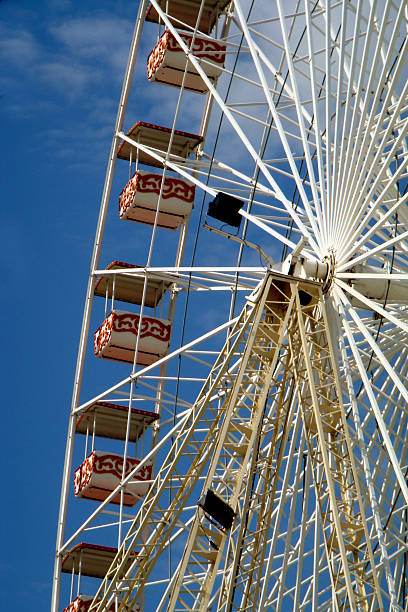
[0,26,40,65]
[49,15,133,72]
[38,60,102,95]
[0,13,134,103]
[0,11,136,169]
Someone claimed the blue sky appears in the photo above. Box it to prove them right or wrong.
[0,2,238,608]
[1,1,141,608]
[1,2,281,608]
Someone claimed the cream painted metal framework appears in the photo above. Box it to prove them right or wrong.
[53,1,408,611]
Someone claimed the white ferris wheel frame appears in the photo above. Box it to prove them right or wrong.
[52,1,408,611]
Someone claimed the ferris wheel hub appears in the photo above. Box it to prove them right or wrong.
[289,255,332,291]
[321,253,336,294]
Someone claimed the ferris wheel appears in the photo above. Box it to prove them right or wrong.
[52,1,408,611]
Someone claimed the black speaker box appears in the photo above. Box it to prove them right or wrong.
[207,192,243,228]
[198,489,235,530]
